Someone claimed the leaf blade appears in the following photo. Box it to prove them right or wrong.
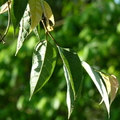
[15,6,31,55]
[63,66,74,119]
[81,61,110,116]
[58,47,83,118]
[41,0,55,31]
[99,72,119,105]
[29,40,57,100]
[29,0,43,30]
[11,0,28,30]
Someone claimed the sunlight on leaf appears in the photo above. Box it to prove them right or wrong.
[81,61,110,116]
[58,47,82,119]
[41,0,55,31]
[0,0,11,14]
[15,6,31,55]
[99,72,119,105]
[29,0,55,31]
[29,40,57,100]
[63,66,74,119]
[109,75,119,104]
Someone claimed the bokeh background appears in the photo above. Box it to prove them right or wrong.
[0,0,120,120]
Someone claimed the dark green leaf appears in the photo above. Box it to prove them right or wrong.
[11,0,29,30]
[58,47,83,118]
[29,40,57,100]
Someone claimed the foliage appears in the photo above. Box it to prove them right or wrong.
[0,0,120,120]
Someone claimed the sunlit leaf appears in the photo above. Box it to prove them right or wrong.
[99,72,119,105]
[29,0,43,30]
[63,65,74,119]
[29,0,55,31]
[0,1,11,14]
[81,61,110,116]
[109,75,119,104]
[11,0,28,30]
[29,40,57,100]
[15,6,31,55]
[40,0,55,31]
[33,24,41,40]
[58,47,83,118]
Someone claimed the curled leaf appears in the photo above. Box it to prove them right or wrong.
[109,75,119,104]
[41,0,55,31]
[100,72,119,105]
[29,0,55,31]
[0,0,11,14]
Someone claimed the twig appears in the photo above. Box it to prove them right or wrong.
[41,19,61,46]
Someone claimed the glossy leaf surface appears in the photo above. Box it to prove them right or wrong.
[58,47,83,118]
[82,61,110,116]
[11,0,28,30]
[29,40,57,100]
[15,6,31,55]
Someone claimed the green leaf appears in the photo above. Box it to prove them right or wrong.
[81,61,110,116]
[15,6,31,55]
[58,47,83,118]
[0,0,8,6]
[63,65,75,119]
[11,0,28,30]
[29,0,55,31]
[29,0,43,30]
[29,40,57,100]
[33,24,41,40]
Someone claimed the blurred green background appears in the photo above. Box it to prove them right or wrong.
[0,0,120,120]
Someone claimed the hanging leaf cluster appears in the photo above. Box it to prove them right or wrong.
[0,0,119,119]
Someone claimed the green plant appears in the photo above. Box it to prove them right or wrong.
[0,0,119,119]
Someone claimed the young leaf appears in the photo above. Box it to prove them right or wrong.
[29,0,55,31]
[99,72,119,105]
[58,47,83,118]
[29,0,43,30]
[109,75,119,105]
[81,61,110,116]
[0,1,11,14]
[29,40,57,100]
[40,0,55,31]
[11,0,28,30]
[15,6,31,55]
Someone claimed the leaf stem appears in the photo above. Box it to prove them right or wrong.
[41,20,61,47]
